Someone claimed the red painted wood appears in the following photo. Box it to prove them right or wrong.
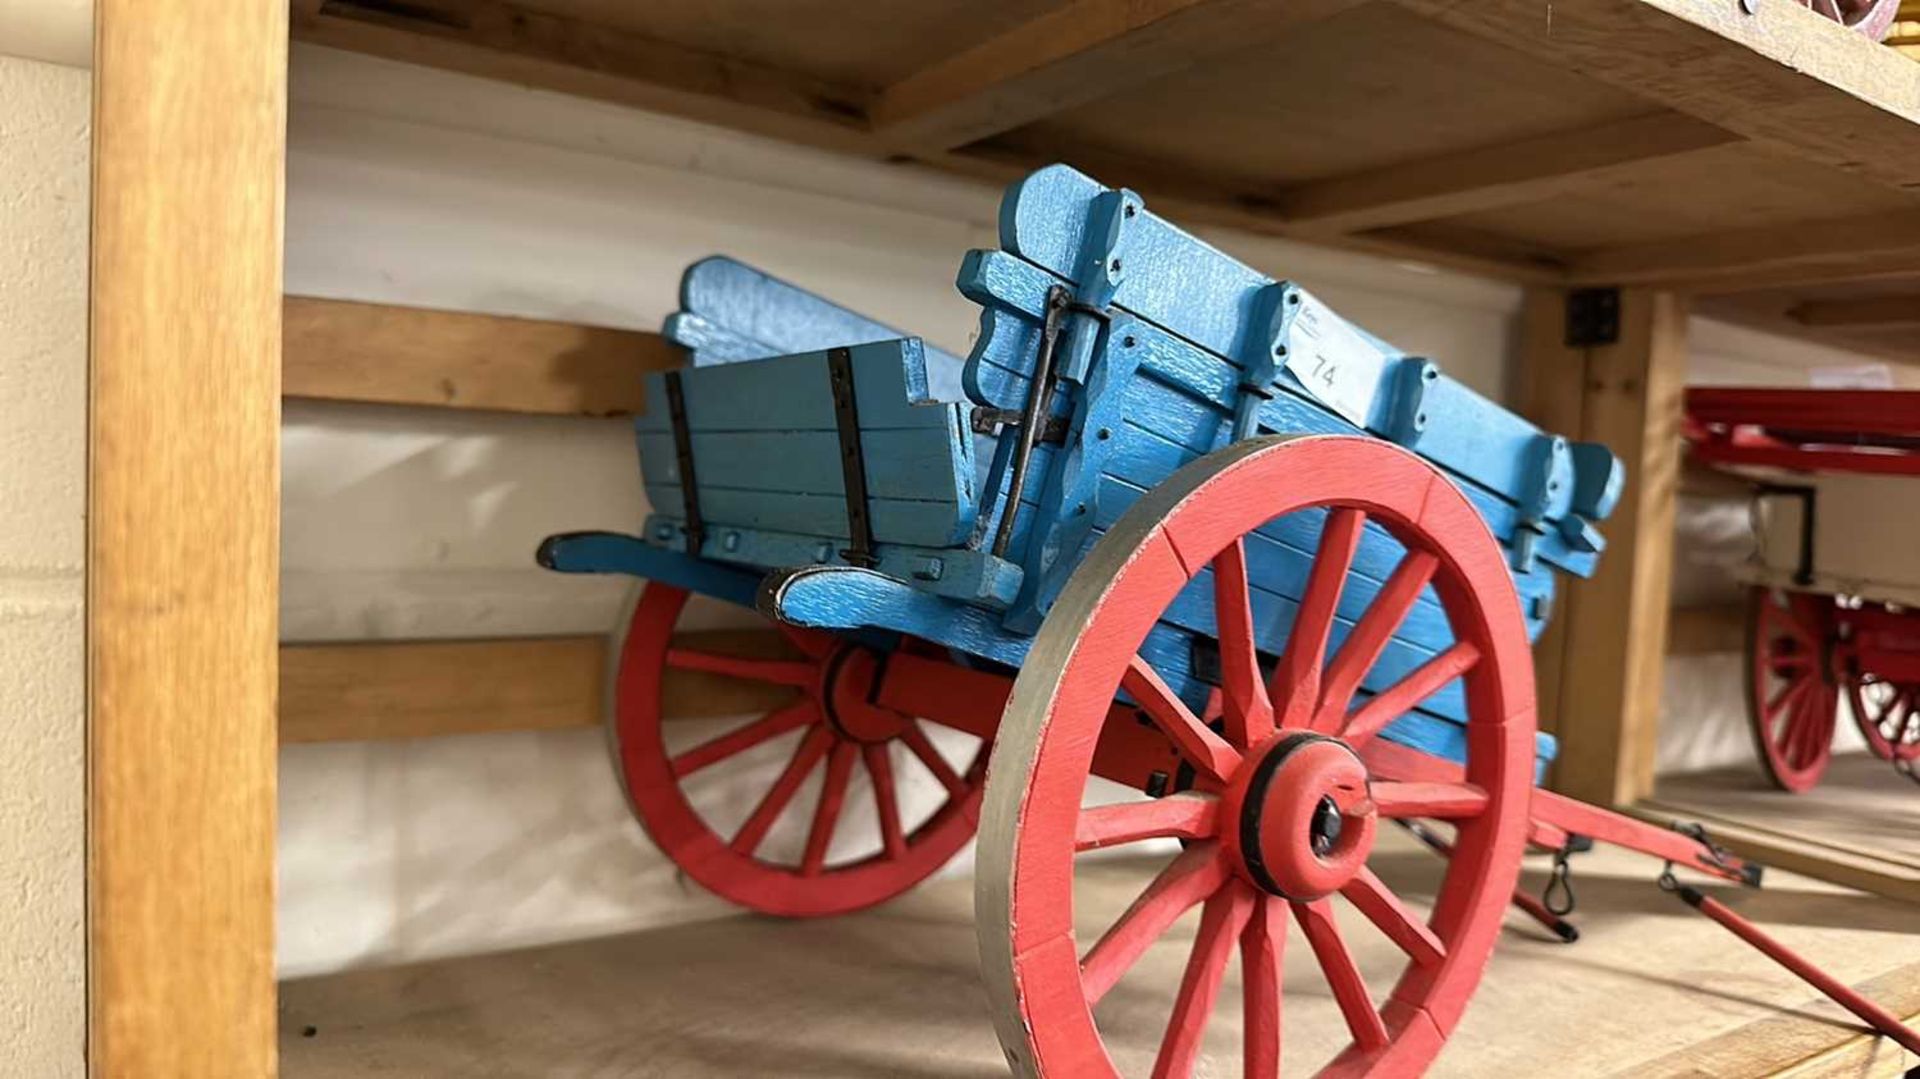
[1241,894,1286,1079]
[1529,789,1755,883]
[1272,507,1364,731]
[611,583,985,916]
[989,436,1535,1078]
[1341,642,1480,748]
[1212,539,1276,747]
[1152,883,1256,1079]
[1745,586,1837,792]
[1073,793,1218,852]
[1077,843,1231,1007]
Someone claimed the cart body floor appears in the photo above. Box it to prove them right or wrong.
[279,827,1919,1078]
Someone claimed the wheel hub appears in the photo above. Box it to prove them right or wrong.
[820,645,911,744]
[1224,732,1377,900]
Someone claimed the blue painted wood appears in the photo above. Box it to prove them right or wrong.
[957,258,1600,579]
[667,255,967,402]
[636,338,977,549]
[536,530,762,609]
[958,241,1610,558]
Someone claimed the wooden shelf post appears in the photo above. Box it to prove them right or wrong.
[1519,288,1688,806]
[90,3,287,1074]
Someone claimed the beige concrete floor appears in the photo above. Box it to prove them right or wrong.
[281,826,1920,1077]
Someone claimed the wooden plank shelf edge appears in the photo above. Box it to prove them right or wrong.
[283,295,680,416]
[280,631,797,743]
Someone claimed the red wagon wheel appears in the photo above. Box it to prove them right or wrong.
[1842,669,1920,765]
[978,435,1535,1078]
[608,582,986,917]
[1744,586,1838,793]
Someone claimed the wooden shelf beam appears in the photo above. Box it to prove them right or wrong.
[1570,209,1920,291]
[1788,294,1920,327]
[291,0,873,154]
[280,631,799,743]
[1277,113,1738,234]
[283,295,676,416]
[870,0,1362,152]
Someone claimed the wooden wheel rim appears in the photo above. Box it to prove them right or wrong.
[978,436,1535,1078]
[610,582,985,917]
[1744,587,1836,793]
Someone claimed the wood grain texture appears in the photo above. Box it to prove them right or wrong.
[89,2,287,1074]
[1632,794,1920,903]
[870,0,1361,151]
[1666,604,1746,656]
[1276,112,1739,234]
[291,0,873,154]
[279,631,799,742]
[1392,0,1920,193]
[283,296,674,416]
[1520,289,1686,807]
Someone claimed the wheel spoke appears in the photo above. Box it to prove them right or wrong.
[1766,672,1811,723]
[1151,883,1255,1079]
[1272,508,1366,729]
[1080,843,1231,1006]
[1292,898,1390,1052]
[898,719,968,799]
[1340,868,1446,968]
[670,701,817,778]
[1338,641,1480,747]
[1124,656,1243,782]
[863,744,907,859]
[729,725,835,856]
[1241,894,1286,1079]
[1314,550,1439,733]
[666,647,816,688]
[801,742,856,876]
[1212,539,1275,747]
[1369,779,1487,820]
[1075,793,1220,852]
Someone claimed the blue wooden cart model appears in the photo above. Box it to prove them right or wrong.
[539,166,1920,1077]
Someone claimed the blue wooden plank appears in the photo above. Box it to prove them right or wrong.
[986,174,1619,532]
[638,428,973,506]
[669,255,966,402]
[535,530,762,609]
[959,265,1599,579]
[635,338,956,433]
[640,513,1023,606]
[645,483,970,549]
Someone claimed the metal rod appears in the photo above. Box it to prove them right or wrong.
[992,286,1070,558]
[1674,884,1920,1057]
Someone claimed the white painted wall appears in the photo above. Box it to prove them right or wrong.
[0,46,88,1079]
[279,43,1892,975]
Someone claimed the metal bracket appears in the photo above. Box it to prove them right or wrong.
[970,407,1070,444]
[991,286,1072,558]
[826,346,877,568]
[663,371,706,556]
[1565,287,1621,348]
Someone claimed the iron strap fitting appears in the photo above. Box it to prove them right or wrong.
[663,370,706,557]
[826,346,878,568]
[1543,845,1577,917]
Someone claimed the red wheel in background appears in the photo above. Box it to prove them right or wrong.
[608,582,986,917]
[1744,586,1839,794]
[978,436,1535,1078]
[1842,667,1920,765]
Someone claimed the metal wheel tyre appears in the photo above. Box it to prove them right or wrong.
[608,581,985,916]
[1744,586,1838,794]
[978,436,1536,1078]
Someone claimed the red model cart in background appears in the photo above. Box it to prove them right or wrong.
[1685,387,1920,789]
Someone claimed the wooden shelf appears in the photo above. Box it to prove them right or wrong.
[294,0,1920,294]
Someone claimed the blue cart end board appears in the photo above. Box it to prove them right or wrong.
[554,166,1627,773]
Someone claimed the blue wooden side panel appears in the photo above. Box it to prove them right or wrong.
[666,255,967,403]
[637,337,976,549]
[958,267,1597,581]
[992,165,1620,546]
